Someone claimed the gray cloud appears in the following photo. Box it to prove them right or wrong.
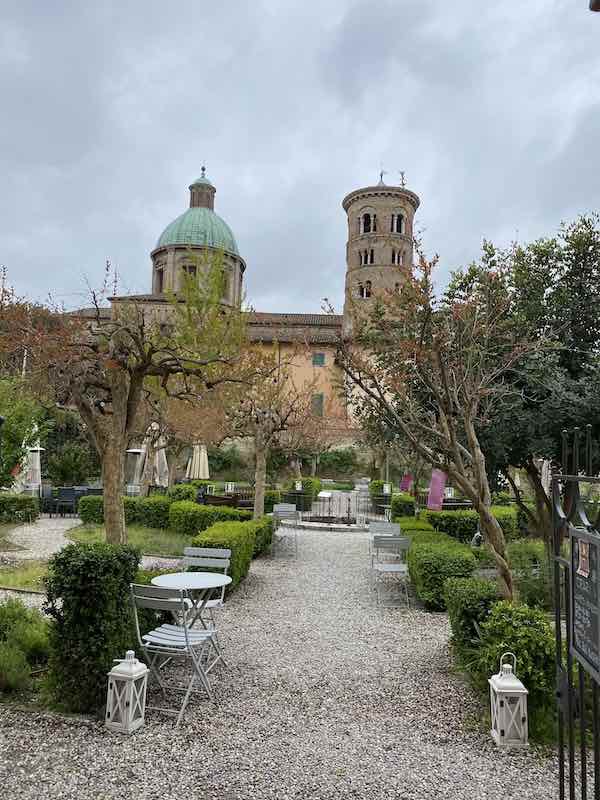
[1,0,599,313]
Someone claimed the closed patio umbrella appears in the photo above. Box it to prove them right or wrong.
[186,444,210,480]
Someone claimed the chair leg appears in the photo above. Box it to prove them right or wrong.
[175,672,197,728]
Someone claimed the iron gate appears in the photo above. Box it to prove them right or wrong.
[554,426,600,798]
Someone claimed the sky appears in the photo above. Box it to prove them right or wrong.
[1,0,599,314]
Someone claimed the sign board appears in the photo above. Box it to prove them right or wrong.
[383,483,391,495]
[571,527,600,681]
[295,481,303,492]
[427,470,447,511]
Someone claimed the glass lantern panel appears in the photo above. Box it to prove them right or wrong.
[504,695,523,740]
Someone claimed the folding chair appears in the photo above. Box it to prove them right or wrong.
[368,521,401,553]
[130,583,222,727]
[182,547,231,632]
[371,535,411,607]
[272,503,300,558]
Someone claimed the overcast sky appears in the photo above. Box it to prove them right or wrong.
[1,1,599,314]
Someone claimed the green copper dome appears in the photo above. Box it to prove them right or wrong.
[156,207,239,255]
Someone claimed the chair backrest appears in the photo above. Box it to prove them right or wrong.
[370,521,401,536]
[373,535,411,560]
[274,503,298,516]
[57,486,76,501]
[130,583,193,646]
[182,547,231,602]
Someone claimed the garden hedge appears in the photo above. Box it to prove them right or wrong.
[407,535,476,610]
[263,489,281,514]
[168,501,252,537]
[192,521,256,588]
[45,541,140,713]
[136,495,171,530]
[424,506,519,542]
[246,517,274,556]
[393,515,434,532]
[443,577,500,656]
[390,492,415,517]
[78,494,144,526]
[0,494,39,523]
[167,484,197,502]
[0,598,49,693]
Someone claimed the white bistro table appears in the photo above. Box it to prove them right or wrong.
[151,572,232,629]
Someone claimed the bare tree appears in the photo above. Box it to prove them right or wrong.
[337,253,541,599]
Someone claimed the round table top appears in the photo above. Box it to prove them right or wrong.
[151,572,232,590]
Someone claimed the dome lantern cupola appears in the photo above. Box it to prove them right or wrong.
[189,166,216,210]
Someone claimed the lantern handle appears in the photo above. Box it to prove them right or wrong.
[499,651,517,674]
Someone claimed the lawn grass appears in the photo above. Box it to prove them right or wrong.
[68,524,191,557]
[0,560,48,592]
[0,522,25,552]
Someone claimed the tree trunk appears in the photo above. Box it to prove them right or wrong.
[291,458,302,479]
[140,438,156,497]
[524,457,553,546]
[167,455,178,488]
[311,456,317,477]
[254,445,267,520]
[479,506,513,600]
[102,438,126,544]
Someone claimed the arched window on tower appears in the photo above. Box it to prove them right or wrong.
[394,282,400,293]
[398,250,404,266]
[357,283,364,298]
[359,251,363,266]
[391,212,405,234]
[365,280,372,298]
[370,249,375,265]
[373,214,377,232]
[364,249,369,264]
[362,213,372,234]
[391,249,396,265]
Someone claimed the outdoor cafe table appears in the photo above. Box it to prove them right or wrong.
[151,572,232,628]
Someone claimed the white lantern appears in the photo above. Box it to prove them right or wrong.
[105,650,148,734]
[489,652,529,747]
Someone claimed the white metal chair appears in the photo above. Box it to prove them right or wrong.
[371,535,411,607]
[130,583,223,727]
[272,503,300,558]
[182,547,231,631]
[368,521,401,552]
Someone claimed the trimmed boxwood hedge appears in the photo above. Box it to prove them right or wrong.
[192,521,256,588]
[443,577,500,656]
[424,506,519,543]
[167,484,197,502]
[407,534,476,610]
[136,495,171,529]
[246,517,274,556]
[390,493,415,517]
[45,541,140,713]
[168,501,252,537]
[78,494,169,528]
[0,494,39,523]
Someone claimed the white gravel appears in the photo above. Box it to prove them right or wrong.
[0,516,79,562]
[0,528,558,799]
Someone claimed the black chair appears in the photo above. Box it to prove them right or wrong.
[40,484,55,516]
[55,487,77,517]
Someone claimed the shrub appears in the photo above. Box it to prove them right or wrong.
[0,494,39,523]
[408,538,476,610]
[192,521,255,588]
[391,493,415,517]
[468,601,555,737]
[291,477,322,499]
[137,495,171,529]
[0,642,30,692]
[318,448,358,476]
[167,484,197,502]
[45,541,140,713]
[393,515,434,532]
[425,506,519,543]
[247,517,274,556]
[0,598,50,666]
[79,495,141,525]
[443,577,500,656]
[47,442,95,486]
[78,494,104,524]
[263,489,281,514]
[168,501,252,537]
[508,538,551,609]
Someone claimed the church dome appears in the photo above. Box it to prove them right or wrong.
[156,207,239,255]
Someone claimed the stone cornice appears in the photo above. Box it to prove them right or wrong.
[342,185,420,212]
[150,243,247,273]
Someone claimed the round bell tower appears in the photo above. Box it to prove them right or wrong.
[341,175,420,336]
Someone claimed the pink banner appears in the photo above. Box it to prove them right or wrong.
[427,469,447,511]
[399,473,413,493]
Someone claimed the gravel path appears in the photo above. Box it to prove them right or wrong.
[0,516,79,562]
[0,529,558,799]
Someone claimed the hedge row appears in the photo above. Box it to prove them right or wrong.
[390,493,415,517]
[424,506,519,542]
[78,494,252,536]
[191,516,272,588]
[407,533,476,610]
[443,577,500,654]
[0,494,39,523]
